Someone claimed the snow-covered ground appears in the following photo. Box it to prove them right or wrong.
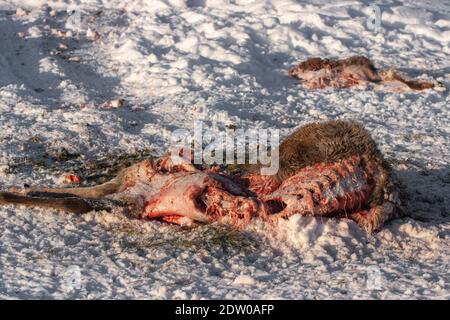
[0,0,449,299]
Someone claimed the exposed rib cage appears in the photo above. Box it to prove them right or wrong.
[259,156,376,218]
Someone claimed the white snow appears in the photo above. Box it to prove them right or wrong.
[0,0,449,299]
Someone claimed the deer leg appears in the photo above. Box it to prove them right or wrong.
[0,191,121,214]
[347,199,398,234]
[379,69,436,91]
[347,206,384,234]
[9,178,122,200]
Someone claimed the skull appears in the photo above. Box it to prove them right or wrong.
[142,171,263,226]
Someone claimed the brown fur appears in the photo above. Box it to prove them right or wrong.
[289,56,379,81]
[247,120,396,211]
[276,120,384,179]
[304,56,376,71]
[289,55,436,90]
